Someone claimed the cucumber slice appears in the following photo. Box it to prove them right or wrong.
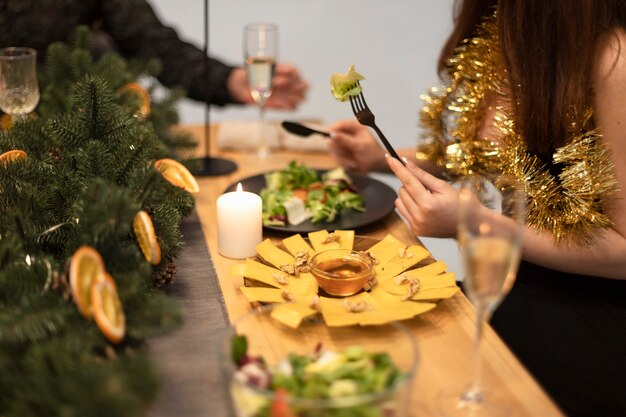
[330,65,365,102]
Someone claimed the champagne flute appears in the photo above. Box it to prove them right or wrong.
[0,47,40,121]
[243,24,277,159]
[437,175,525,417]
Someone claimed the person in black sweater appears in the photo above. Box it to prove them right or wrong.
[0,0,308,109]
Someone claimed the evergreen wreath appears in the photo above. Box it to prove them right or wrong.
[0,27,197,416]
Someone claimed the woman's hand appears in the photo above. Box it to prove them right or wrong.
[228,64,308,110]
[386,155,459,238]
[327,120,387,173]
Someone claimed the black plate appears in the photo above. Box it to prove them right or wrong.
[224,170,397,233]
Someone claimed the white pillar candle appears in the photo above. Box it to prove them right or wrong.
[217,183,263,259]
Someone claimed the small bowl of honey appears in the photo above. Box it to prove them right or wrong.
[309,249,374,296]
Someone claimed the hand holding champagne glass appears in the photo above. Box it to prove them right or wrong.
[244,24,277,159]
[0,47,39,120]
[437,175,525,417]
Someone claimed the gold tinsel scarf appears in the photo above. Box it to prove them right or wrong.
[417,13,617,245]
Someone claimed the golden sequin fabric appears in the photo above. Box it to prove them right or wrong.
[417,14,617,245]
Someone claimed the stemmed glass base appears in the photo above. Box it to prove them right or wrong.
[187,156,237,177]
[436,383,509,417]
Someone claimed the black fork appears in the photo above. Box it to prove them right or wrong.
[348,81,405,166]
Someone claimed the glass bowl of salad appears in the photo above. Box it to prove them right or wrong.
[219,304,419,417]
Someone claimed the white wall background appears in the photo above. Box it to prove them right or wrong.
[150,0,463,279]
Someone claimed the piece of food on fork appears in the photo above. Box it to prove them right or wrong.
[330,65,365,101]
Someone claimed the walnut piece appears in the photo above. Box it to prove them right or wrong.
[272,273,289,285]
[323,232,341,244]
[293,250,311,273]
[279,250,311,277]
[309,295,320,310]
[401,278,421,301]
[363,275,378,292]
[281,290,295,302]
[279,264,296,275]
[342,299,374,313]
[394,273,411,285]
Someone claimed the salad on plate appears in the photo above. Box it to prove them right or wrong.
[261,161,365,227]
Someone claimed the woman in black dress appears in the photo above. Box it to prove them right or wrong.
[328,1,626,415]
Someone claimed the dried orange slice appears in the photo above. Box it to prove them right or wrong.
[0,149,28,165]
[92,272,126,344]
[154,158,200,194]
[118,82,151,118]
[133,210,161,265]
[0,114,13,130]
[69,246,106,318]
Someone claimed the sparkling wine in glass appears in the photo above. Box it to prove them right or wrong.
[0,47,39,120]
[437,175,525,417]
[244,24,277,159]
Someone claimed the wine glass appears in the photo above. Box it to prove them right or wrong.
[0,47,40,121]
[437,174,525,417]
[243,24,278,159]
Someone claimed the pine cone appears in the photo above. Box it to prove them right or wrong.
[153,258,176,288]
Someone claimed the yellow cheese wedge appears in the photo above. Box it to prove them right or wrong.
[234,259,314,296]
[375,245,430,281]
[380,260,448,282]
[240,286,286,303]
[318,292,373,313]
[255,239,294,269]
[299,272,320,294]
[410,286,460,301]
[366,234,406,265]
[356,311,394,325]
[282,234,315,257]
[415,272,456,288]
[308,230,341,252]
[334,230,355,250]
[320,290,436,326]
[318,293,375,327]
[406,261,448,278]
[270,303,318,328]
[367,290,437,323]
[322,311,363,327]
[380,271,456,295]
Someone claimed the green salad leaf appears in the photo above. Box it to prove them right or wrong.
[330,65,365,102]
[260,161,365,227]
[232,334,248,365]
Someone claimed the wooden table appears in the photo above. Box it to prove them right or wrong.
[184,124,563,417]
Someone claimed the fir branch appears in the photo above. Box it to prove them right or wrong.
[0,296,70,344]
[45,114,85,149]
[96,117,132,144]
[114,136,148,185]
[125,291,183,340]
[74,140,114,180]
[69,25,93,51]
[73,75,115,140]
[0,24,199,415]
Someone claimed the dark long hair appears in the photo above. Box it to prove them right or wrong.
[439,0,626,160]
